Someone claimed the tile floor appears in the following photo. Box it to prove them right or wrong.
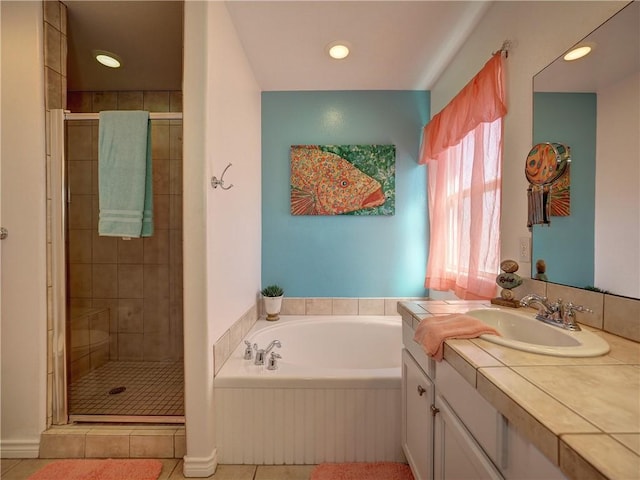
[69,361,184,417]
[0,459,315,480]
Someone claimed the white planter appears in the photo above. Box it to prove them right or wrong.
[263,295,283,321]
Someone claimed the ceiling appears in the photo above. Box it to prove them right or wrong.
[66,1,184,92]
[534,0,639,92]
[65,0,491,92]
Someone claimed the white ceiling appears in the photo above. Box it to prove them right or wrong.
[534,0,639,93]
[65,0,491,92]
[225,1,490,91]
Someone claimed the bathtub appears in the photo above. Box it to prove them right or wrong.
[214,315,404,465]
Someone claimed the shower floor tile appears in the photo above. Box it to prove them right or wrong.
[69,361,184,417]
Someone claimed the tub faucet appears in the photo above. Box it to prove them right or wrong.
[254,340,282,365]
[520,294,590,331]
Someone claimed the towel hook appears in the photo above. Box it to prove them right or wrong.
[211,163,234,190]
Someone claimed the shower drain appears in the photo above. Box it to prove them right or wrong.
[108,386,126,395]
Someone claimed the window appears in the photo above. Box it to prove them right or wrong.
[419,54,506,299]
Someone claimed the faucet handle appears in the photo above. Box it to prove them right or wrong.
[562,302,592,331]
[243,340,253,360]
[267,352,282,370]
[565,302,593,314]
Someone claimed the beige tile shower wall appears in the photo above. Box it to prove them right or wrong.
[68,307,110,381]
[44,1,67,111]
[66,91,183,363]
[43,0,68,428]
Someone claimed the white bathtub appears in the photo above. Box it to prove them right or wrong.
[214,315,404,465]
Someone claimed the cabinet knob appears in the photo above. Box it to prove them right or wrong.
[417,385,426,396]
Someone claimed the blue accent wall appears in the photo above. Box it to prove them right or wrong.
[262,91,429,297]
[532,92,596,288]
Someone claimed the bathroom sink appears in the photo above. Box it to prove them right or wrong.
[465,308,610,357]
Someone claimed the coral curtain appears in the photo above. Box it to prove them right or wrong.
[419,53,506,299]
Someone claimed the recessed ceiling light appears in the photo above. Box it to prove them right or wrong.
[94,50,122,68]
[563,45,592,61]
[327,42,350,60]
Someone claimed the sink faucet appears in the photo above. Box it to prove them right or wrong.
[520,294,559,318]
[253,340,282,365]
[519,294,590,331]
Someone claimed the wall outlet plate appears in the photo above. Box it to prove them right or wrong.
[519,237,530,262]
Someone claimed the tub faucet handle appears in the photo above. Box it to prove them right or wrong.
[267,352,282,370]
[243,340,253,360]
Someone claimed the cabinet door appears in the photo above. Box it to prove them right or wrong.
[502,418,566,480]
[402,349,434,480]
[433,395,503,480]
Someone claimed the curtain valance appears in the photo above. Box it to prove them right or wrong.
[419,53,506,164]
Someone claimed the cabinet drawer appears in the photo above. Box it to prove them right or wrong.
[403,322,435,378]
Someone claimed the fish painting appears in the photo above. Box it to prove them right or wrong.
[290,145,390,215]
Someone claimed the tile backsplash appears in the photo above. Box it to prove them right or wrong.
[515,278,640,342]
[278,297,426,316]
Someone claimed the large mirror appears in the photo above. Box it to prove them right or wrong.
[532,1,639,299]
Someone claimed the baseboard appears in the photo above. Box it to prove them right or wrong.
[0,438,40,458]
[182,448,217,478]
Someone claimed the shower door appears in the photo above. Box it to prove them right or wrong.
[51,108,185,423]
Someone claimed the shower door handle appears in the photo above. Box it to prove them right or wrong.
[0,227,7,240]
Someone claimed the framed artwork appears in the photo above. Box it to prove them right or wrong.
[290,144,395,216]
[549,165,570,216]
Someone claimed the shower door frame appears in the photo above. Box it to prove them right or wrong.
[49,109,184,425]
[50,109,68,424]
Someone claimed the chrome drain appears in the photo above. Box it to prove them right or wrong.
[108,386,126,395]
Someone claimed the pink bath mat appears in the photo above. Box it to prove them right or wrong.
[27,459,163,480]
[310,462,414,480]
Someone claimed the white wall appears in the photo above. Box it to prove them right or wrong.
[206,3,262,344]
[595,72,640,298]
[0,1,48,457]
[430,1,625,279]
[183,1,261,476]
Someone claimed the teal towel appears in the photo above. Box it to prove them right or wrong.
[98,111,153,237]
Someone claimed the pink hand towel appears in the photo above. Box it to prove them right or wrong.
[413,314,501,361]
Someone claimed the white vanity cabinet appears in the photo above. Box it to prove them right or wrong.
[402,349,434,480]
[402,321,566,480]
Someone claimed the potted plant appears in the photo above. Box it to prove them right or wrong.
[261,284,284,321]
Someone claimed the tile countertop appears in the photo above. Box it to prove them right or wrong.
[398,300,640,480]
